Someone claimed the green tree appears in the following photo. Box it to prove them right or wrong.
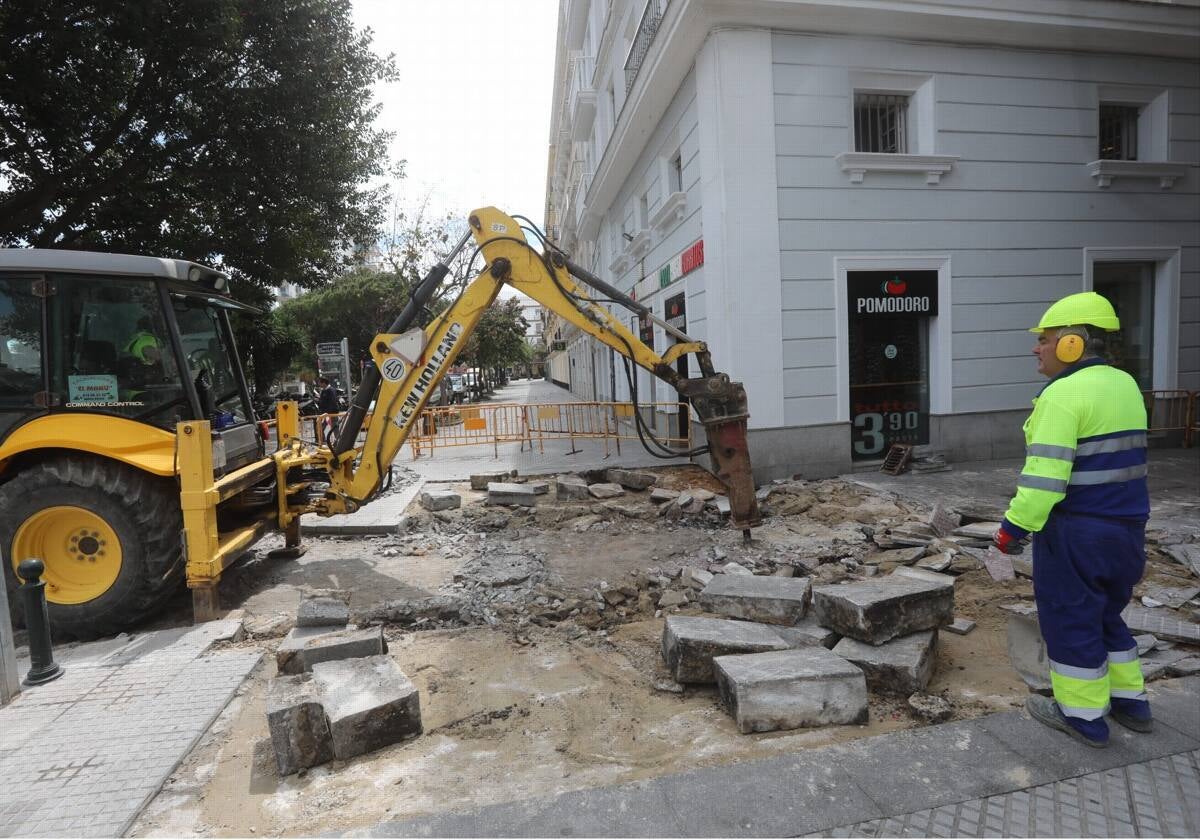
[460,298,530,392]
[0,0,396,291]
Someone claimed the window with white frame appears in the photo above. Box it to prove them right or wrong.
[668,150,683,193]
[854,93,909,154]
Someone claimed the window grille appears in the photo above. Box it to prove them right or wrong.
[1099,104,1139,161]
[854,93,909,154]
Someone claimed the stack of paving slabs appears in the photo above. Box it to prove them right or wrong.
[660,566,954,734]
[267,592,422,776]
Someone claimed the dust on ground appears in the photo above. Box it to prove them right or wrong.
[128,465,1198,837]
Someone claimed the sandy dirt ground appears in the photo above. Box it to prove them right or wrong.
[127,465,1198,838]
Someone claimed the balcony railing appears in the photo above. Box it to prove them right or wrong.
[624,0,669,95]
[567,55,597,141]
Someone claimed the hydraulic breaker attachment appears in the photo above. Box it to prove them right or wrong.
[680,374,761,536]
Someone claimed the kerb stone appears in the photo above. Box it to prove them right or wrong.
[713,648,868,733]
[311,655,422,760]
[769,616,840,649]
[555,475,591,500]
[811,576,954,645]
[605,469,656,490]
[266,673,334,776]
[699,575,813,625]
[296,595,350,629]
[832,630,937,695]
[471,471,511,490]
[419,490,461,511]
[661,615,789,684]
[276,626,387,675]
[488,482,537,507]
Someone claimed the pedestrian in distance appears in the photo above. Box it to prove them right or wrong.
[994,291,1152,748]
[317,376,340,443]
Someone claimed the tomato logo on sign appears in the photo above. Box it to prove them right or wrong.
[882,276,907,295]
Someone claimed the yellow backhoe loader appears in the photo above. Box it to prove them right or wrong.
[1,208,759,638]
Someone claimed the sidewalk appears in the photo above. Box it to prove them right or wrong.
[0,618,260,838]
[350,676,1199,838]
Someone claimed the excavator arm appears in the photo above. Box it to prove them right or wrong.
[309,207,760,534]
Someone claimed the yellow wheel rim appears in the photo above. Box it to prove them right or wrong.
[12,506,123,605]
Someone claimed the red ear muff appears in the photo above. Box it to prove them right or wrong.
[1056,333,1085,363]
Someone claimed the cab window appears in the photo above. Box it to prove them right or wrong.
[48,275,188,429]
[172,296,247,427]
[0,274,44,438]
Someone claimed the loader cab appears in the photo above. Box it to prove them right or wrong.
[0,250,261,473]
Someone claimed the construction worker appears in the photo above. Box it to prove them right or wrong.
[994,291,1150,748]
[125,317,162,367]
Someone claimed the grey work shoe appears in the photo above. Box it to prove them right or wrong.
[1110,707,1155,733]
[1026,695,1108,749]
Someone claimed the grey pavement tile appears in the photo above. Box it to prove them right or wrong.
[1146,675,1200,737]
[817,718,1052,816]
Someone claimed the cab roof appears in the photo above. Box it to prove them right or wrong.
[0,248,227,284]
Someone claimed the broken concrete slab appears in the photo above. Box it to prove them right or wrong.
[1167,656,1200,677]
[690,489,716,502]
[982,546,1016,581]
[1121,605,1200,644]
[1143,585,1200,609]
[863,546,926,568]
[708,495,731,516]
[587,482,625,500]
[419,489,461,511]
[944,617,976,636]
[954,522,1003,540]
[679,493,706,514]
[713,648,868,733]
[487,482,538,507]
[1134,634,1158,655]
[1163,544,1200,578]
[661,615,789,683]
[529,481,550,495]
[296,594,350,629]
[605,468,656,490]
[699,575,813,626]
[266,673,334,776]
[471,471,512,490]
[771,616,840,650]
[720,562,753,577]
[916,553,953,573]
[311,655,422,760]
[1001,603,1051,692]
[276,626,387,676]
[680,567,714,590]
[891,566,957,588]
[907,692,953,723]
[650,488,680,503]
[929,503,961,539]
[832,630,937,695]
[658,590,690,608]
[1141,649,1191,681]
[811,576,954,645]
[555,475,591,500]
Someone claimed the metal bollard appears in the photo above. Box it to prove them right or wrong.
[17,558,64,686]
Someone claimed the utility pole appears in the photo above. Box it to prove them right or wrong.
[0,545,21,705]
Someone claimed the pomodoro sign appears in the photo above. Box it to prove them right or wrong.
[848,270,938,318]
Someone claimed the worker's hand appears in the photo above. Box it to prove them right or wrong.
[993,526,1026,555]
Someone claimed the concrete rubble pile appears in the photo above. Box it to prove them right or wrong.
[267,591,422,776]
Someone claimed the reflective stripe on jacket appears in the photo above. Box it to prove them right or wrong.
[1003,358,1149,538]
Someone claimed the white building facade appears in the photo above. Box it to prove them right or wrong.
[545,0,1200,479]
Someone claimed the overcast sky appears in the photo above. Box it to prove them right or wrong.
[353,1,559,233]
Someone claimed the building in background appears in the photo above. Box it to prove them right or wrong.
[545,0,1199,480]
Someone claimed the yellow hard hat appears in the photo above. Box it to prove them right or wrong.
[1031,291,1120,333]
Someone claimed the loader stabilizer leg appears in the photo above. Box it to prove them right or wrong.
[682,373,761,532]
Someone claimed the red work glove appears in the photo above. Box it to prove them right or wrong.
[993,526,1026,555]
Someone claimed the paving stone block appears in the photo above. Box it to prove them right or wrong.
[680,567,714,590]
[555,475,591,500]
[907,692,953,723]
[714,648,868,733]
[1122,605,1200,644]
[588,482,625,499]
[650,488,680,503]
[661,615,789,683]
[529,481,550,495]
[708,495,732,516]
[1001,603,1051,692]
[296,595,351,629]
[863,546,926,568]
[770,616,840,649]
[276,626,387,675]
[419,489,461,511]
[699,575,813,625]
[605,468,656,490]
[929,503,961,538]
[1167,656,1200,676]
[658,590,689,608]
[311,655,422,760]
[721,562,753,576]
[944,617,976,635]
[916,552,953,573]
[811,577,954,645]
[954,521,1003,540]
[891,566,957,587]
[832,630,937,695]
[266,673,334,776]
[471,471,511,490]
[487,482,538,507]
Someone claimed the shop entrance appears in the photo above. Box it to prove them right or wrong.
[847,270,937,460]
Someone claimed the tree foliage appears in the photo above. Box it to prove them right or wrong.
[460,298,531,376]
[0,0,396,290]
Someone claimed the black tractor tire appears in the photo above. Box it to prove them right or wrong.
[0,455,185,640]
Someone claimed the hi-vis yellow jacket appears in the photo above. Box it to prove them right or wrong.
[1002,359,1150,539]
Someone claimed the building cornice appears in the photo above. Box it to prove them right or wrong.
[577,0,1200,239]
